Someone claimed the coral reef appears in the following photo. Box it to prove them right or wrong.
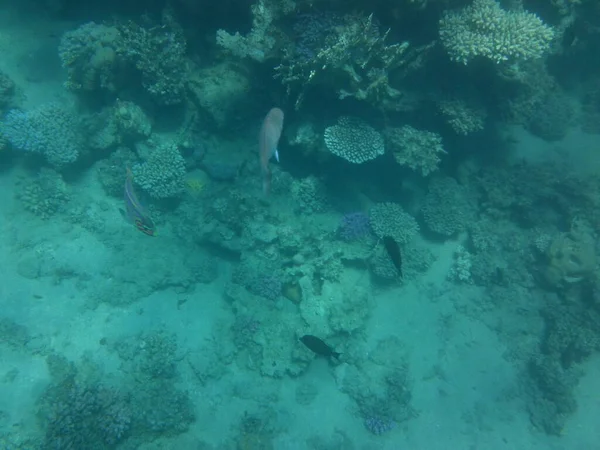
[422,177,477,237]
[385,125,446,176]
[276,12,431,109]
[439,0,554,65]
[437,98,487,135]
[59,22,122,93]
[59,16,188,104]
[132,142,187,199]
[369,202,419,244]
[118,19,188,105]
[15,169,70,219]
[216,0,294,62]
[1,103,83,168]
[338,212,371,241]
[543,220,597,288]
[39,380,132,449]
[0,69,16,112]
[324,117,384,164]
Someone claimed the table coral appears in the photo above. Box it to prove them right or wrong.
[324,117,384,164]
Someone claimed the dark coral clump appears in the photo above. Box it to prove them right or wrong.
[41,381,131,450]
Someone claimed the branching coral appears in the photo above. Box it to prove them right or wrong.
[543,220,597,288]
[439,0,555,65]
[216,0,295,61]
[1,103,83,168]
[59,17,188,105]
[275,13,432,110]
[385,125,445,176]
[369,202,419,244]
[132,142,186,199]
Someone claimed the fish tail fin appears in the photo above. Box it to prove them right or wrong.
[274,149,280,162]
[262,169,271,196]
[332,352,341,359]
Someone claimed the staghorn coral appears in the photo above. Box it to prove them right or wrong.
[385,125,445,176]
[439,0,554,65]
[437,97,487,135]
[276,13,432,110]
[324,116,384,164]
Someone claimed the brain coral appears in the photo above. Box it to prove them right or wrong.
[324,116,384,164]
[369,202,419,244]
[439,0,554,65]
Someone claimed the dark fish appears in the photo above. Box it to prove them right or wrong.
[300,335,341,359]
[122,167,156,236]
[383,236,402,278]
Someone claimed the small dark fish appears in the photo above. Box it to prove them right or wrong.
[122,167,156,236]
[300,335,341,359]
[382,236,402,278]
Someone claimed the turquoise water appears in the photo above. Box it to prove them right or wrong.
[1,1,600,449]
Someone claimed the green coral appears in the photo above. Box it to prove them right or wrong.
[324,116,384,164]
[439,0,555,65]
[386,125,446,176]
[369,202,419,244]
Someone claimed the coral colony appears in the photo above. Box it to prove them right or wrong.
[0,0,599,448]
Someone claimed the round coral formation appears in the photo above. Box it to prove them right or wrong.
[369,202,419,244]
[132,143,186,199]
[324,116,385,164]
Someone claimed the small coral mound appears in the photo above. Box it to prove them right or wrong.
[422,177,476,237]
[543,221,597,288]
[439,0,554,65]
[324,116,384,164]
[437,98,487,135]
[16,169,70,219]
[1,103,83,168]
[59,22,122,92]
[369,202,419,244]
[386,125,445,176]
[132,143,186,199]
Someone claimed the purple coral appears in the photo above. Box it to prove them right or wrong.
[339,212,371,241]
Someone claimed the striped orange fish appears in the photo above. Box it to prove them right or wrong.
[121,168,156,236]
